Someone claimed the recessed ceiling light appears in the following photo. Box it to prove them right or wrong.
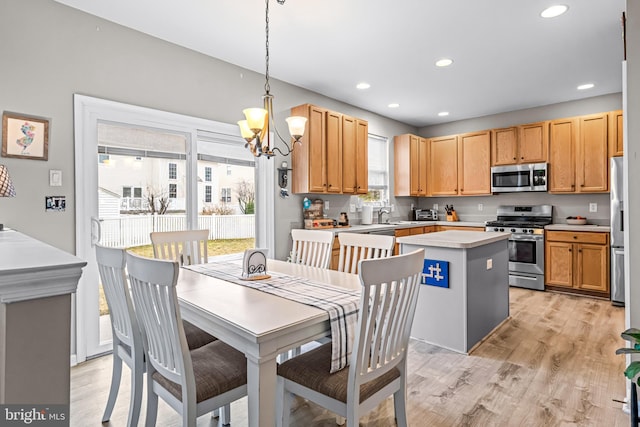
[356,82,370,90]
[435,58,453,67]
[541,5,568,18]
[577,83,595,90]
[438,111,450,117]
[388,103,400,108]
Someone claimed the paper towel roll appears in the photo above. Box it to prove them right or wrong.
[361,205,373,225]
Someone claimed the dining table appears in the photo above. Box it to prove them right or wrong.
[176,259,361,427]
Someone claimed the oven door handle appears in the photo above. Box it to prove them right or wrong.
[509,234,544,241]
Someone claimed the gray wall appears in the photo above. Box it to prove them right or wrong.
[0,0,415,258]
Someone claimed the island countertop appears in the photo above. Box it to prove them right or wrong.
[397,230,510,249]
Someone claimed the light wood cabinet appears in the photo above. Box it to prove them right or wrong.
[394,225,435,254]
[549,113,609,193]
[427,131,491,196]
[435,225,485,232]
[458,130,491,195]
[545,231,609,295]
[428,135,459,196]
[491,122,548,166]
[342,116,368,194]
[394,134,427,196]
[292,104,367,194]
[609,109,623,157]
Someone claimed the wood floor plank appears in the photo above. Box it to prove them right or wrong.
[70,288,630,426]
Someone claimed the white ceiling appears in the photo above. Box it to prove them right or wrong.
[54,0,625,127]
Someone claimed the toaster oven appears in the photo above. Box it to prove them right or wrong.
[413,209,438,221]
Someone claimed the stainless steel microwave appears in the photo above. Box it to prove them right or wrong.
[491,163,547,193]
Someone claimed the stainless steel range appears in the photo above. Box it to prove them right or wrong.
[485,205,552,291]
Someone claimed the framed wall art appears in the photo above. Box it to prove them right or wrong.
[2,111,50,160]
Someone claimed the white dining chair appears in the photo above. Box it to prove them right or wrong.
[96,244,144,427]
[337,232,395,274]
[290,229,334,269]
[150,229,209,266]
[276,248,425,427]
[125,251,248,427]
[96,244,220,426]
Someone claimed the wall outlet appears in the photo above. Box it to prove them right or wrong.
[433,203,439,211]
[410,203,415,211]
[486,258,493,270]
[390,204,395,212]
[349,204,356,213]
[324,200,330,211]
[478,203,483,211]
[589,203,598,213]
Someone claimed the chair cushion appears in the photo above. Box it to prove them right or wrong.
[182,320,217,350]
[277,343,400,404]
[152,340,247,403]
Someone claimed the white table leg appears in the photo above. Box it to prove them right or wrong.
[247,353,278,427]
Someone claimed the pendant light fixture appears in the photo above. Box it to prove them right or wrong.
[237,0,307,158]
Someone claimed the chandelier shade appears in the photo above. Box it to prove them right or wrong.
[237,0,306,158]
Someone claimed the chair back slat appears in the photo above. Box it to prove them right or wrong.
[150,229,209,266]
[95,245,139,348]
[337,232,395,274]
[350,249,424,388]
[290,229,334,269]
[126,252,192,386]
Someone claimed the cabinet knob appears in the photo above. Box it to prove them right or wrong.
[520,157,524,160]
[513,157,517,160]
[573,236,577,239]
[579,249,582,253]
[569,248,572,252]
[580,184,585,187]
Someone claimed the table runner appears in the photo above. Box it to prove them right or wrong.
[184,261,360,373]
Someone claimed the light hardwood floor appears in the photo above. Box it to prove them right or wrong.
[71,288,629,426]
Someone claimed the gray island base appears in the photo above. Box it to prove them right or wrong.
[398,230,511,354]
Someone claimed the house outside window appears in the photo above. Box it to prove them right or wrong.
[221,187,232,203]
[360,134,389,205]
[169,163,177,180]
[205,166,212,182]
[98,154,110,164]
[205,185,212,203]
[169,183,177,199]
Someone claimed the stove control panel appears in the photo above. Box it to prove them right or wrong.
[486,227,545,235]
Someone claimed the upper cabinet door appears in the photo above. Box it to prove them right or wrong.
[609,110,624,157]
[518,121,548,164]
[355,119,368,194]
[428,135,458,196]
[341,115,357,194]
[325,110,343,193]
[578,113,608,193]
[458,130,491,196]
[549,118,577,193]
[491,127,518,166]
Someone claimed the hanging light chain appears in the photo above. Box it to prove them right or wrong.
[264,0,271,94]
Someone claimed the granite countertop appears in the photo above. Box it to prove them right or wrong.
[396,230,510,249]
[545,224,610,233]
[319,220,487,235]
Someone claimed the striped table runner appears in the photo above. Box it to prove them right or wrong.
[185,261,360,373]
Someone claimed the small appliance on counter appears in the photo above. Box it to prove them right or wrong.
[413,208,438,221]
[361,205,373,225]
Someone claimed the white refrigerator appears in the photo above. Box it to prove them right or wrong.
[610,156,624,306]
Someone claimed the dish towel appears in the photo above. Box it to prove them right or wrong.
[185,261,360,373]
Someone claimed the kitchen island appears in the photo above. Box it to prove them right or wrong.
[398,230,510,353]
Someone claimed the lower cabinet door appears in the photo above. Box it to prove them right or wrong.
[545,241,573,288]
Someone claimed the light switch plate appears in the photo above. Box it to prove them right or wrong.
[486,258,493,270]
[49,170,62,187]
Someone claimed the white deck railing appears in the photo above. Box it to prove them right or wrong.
[99,214,255,248]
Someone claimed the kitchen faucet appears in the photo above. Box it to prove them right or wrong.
[378,207,390,224]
